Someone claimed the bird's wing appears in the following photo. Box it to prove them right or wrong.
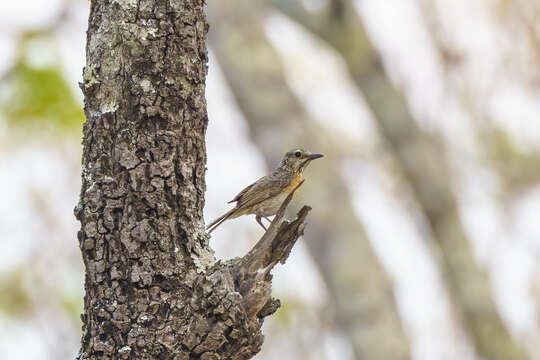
[230,171,293,210]
[228,183,254,203]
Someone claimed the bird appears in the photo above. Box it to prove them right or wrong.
[206,148,324,233]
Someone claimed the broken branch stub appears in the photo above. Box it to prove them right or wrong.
[230,180,311,318]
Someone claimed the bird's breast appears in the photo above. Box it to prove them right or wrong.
[253,173,303,217]
[284,172,303,194]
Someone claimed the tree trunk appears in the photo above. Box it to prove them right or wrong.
[76,1,307,359]
[209,3,411,360]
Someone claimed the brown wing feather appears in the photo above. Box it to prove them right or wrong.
[231,170,293,211]
[228,183,254,203]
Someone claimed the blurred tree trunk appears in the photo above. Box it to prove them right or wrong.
[76,1,308,359]
[272,1,527,359]
[209,3,410,360]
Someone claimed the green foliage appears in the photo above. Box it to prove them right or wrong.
[484,128,540,194]
[1,62,84,133]
[0,269,32,316]
[272,298,306,326]
[59,294,84,324]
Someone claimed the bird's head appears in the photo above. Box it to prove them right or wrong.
[279,148,324,174]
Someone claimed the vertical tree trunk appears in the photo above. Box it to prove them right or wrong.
[76,1,308,359]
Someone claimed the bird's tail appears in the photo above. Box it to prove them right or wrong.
[206,208,238,234]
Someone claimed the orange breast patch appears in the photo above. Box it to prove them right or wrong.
[285,173,303,194]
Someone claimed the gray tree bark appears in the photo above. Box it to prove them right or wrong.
[75,1,308,359]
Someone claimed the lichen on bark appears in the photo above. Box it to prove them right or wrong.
[76,1,308,359]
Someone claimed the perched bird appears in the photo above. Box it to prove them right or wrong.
[206,148,323,233]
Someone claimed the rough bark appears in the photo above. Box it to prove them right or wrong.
[75,1,308,359]
[209,3,411,359]
[271,1,527,359]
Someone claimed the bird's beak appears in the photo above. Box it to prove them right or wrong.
[307,153,324,160]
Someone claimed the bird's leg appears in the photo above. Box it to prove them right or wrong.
[263,216,273,224]
[255,215,267,231]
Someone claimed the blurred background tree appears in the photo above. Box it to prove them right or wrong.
[1,0,540,359]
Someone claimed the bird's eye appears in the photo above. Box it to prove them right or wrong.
[294,151,302,158]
